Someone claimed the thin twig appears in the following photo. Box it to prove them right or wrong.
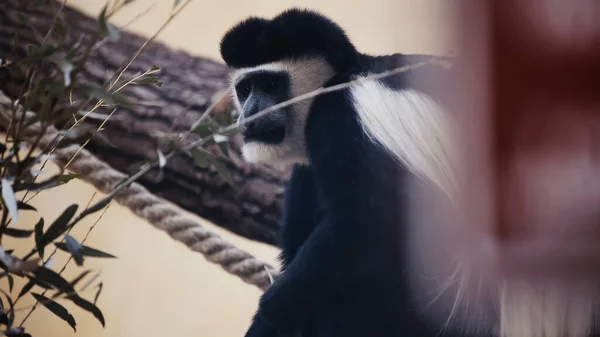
[166,93,200,135]
[41,0,69,45]
[108,0,195,90]
[63,108,117,169]
[188,88,232,131]
[75,0,193,130]
[24,0,192,201]
[93,2,158,51]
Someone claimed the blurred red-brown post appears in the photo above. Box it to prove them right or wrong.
[455,0,600,275]
[410,1,600,333]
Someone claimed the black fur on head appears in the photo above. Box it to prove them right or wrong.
[220,8,359,73]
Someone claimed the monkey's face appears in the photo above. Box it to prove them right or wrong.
[230,58,334,166]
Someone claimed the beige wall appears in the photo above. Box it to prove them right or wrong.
[8,1,452,336]
[71,0,455,60]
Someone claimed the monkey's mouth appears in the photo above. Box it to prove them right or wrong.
[240,118,286,144]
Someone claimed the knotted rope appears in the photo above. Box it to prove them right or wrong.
[0,91,279,291]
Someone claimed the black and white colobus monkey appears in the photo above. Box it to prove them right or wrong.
[220,8,600,337]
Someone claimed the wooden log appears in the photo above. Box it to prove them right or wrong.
[0,0,290,246]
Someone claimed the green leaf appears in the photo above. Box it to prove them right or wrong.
[133,76,162,87]
[80,246,116,259]
[51,242,67,251]
[92,131,116,148]
[53,21,69,38]
[2,179,18,223]
[26,275,53,289]
[3,228,33,238]
[106,23,121,42]
[191,122,217,138]
[94,283,103,305]
[0,289,15,327]
[207,154,233,184]
[217,143,229,158]
[31,293,77,331]
[192,148,233,184]
[68,270,92,290]
[38,205,78,252]
[190,148,209,169]
[97,5,111,40]
[56,243,116,259]
[222,108,235,126]
[33,267,75,295]
[34,96,53,123]
[18,172,80,193]
[83,85,133,108]
[149,65,160,71]
[20,76,48,113]
[67,295,105,327]
[59,124,97,140]
[64,235,84,266]
[7,274,14,293]
[17,280,35,299]
[34,218,45,259]
[126,161,146,176]
[79,197,111,219]
[21,45,59,65]
[58,173,79,183]
[17,201,37,211]
[173,0,183,8]
[66,43,81,61]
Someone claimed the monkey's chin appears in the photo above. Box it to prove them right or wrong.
[241,141,286,164]
[241,141,308,167]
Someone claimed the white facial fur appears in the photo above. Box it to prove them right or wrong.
[230,58,334,166]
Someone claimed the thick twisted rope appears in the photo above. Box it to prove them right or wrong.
[0,91,279,291]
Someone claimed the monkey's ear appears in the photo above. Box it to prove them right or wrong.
[220,17,269,68]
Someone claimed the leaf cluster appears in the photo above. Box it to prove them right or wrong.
[1,0,240,334]
[0,0,159,334]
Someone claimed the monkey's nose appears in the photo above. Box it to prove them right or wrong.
[241,120,264,138]
[240,118,286,143]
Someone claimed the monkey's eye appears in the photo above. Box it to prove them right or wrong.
[236,80,252,99]
[242,83,252,95]
[265,81,277,92]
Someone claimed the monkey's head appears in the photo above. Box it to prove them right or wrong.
[219,8,358,165]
